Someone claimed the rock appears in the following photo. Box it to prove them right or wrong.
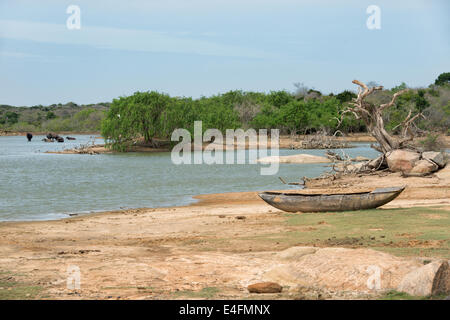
[257,154,331,164]
[410,159,439,174]
[247,282,282,293]
[397,261,450,296]
[262,247,427,292]
[276,247,317,261]
[422,151,446,168]
[386,150,420,173]
[334,162,365,172]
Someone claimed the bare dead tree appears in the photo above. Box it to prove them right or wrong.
[293,82,310,99]
[335,80,424,154]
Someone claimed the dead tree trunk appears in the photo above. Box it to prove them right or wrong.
[336,80,423,154]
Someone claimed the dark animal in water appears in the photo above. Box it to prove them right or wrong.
[47,133,64,142]
[26,133,33,141]
[258,186,405,213]
[66,136,76,140]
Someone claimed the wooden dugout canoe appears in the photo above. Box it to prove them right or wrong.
[258,186,405,213]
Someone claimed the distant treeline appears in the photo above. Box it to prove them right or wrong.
[101,74,450,149]
[0,102,109,133]
[1,73,449,149]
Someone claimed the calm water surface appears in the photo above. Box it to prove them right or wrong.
[0,135,380,221]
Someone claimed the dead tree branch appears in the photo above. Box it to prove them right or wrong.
[335,80,422,154]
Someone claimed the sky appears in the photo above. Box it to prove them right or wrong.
[0,0,449,106]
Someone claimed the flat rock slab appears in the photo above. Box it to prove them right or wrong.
[260,247,450,296]
[257,154,331,164]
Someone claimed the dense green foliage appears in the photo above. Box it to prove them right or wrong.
[101,92,242,150]
[2,73,449,150]
[0,103,108,133]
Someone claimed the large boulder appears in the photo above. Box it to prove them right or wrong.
[410,159,439,175]
[260,247,450,296]
[386,150,421,173]
[422,151,446,168]
[397,261,450,296]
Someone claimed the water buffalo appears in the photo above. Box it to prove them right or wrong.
[66,136,76,140]
[47,133,64,142]
[47,133,58,139]
[26,133,33,141]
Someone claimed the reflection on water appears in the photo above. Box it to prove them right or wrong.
[0,135,380,221]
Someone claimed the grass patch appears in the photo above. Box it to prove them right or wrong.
[380,290,421,300]
[171,287,220,299]
[379,290,448,300]
[247,206,450,259]
[101,286,141,290]
[0,272,43,300]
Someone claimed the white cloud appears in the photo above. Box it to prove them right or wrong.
[0,19,272,59]
[0,50,41,58]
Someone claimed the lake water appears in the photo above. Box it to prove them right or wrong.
[0,135,380,221]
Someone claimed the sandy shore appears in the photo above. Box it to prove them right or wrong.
[41,133,450,155]
[44,134,374,154]
[0,165,449,300]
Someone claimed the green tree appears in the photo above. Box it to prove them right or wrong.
[434,72,450,86]
[335,90,357,103]
[391,82,407,93]
[266,90,294,107]
[414,89,430,112]
[46,111,56,120]
[277,100,308,134]
[101,91,173,150]
[250,104,280,130]
[5,111,19,124]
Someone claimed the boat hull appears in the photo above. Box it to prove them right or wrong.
[258,186,405,213]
